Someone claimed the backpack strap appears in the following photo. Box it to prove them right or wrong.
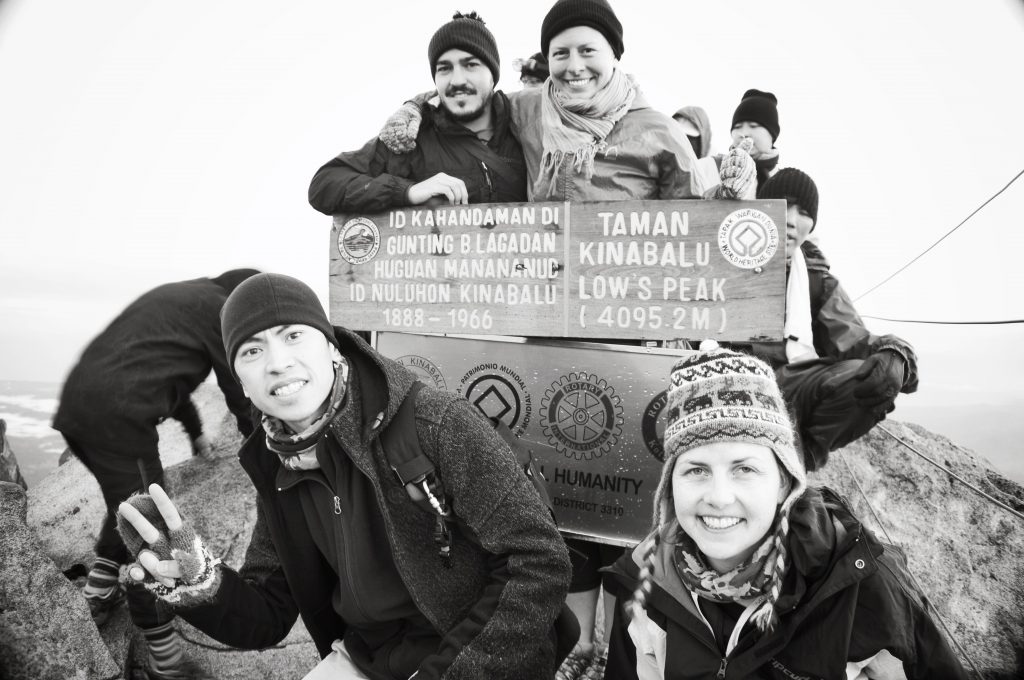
[382,382,432,485]
[379,381,454,567]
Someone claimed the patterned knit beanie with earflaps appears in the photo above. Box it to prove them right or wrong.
[632,348,807,631]
[428,11,501,84]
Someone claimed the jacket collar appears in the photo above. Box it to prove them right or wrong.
[428,90,516,148]
[800,240,830,271]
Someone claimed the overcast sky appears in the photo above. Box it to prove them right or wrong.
[1,0,1022,472]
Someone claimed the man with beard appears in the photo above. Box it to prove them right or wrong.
[308,11,526,215]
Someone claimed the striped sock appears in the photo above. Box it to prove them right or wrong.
[143,622,183,674]
[83,557,120,599]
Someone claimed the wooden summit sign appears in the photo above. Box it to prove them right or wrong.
[329,199,786,341]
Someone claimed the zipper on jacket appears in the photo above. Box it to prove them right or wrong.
[716,657,727,679]
[480,161,494,201]
[333,496,342,515]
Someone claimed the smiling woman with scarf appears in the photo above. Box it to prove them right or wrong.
[513,0,713,202]
[603,348,967,680]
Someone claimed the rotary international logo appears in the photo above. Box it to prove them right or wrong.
[717,208,779,269]
[541,372,623,461]
[337,217,381,265]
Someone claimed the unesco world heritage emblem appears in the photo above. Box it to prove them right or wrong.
[541,372,623,461]
[337,217,381,265]
[717,208,779,269]
[460,364,532,437]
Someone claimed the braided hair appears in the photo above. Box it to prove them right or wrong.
[628,461,797,633]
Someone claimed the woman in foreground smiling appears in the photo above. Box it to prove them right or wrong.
[603,348,967,679]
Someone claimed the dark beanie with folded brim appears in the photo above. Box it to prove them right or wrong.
[757,167,819,230]
[732,88,780,142]
[220,273,337,380]
[428,11,501,84]
[541,0,624,60]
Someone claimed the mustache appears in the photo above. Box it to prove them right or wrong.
[444,85,477,97]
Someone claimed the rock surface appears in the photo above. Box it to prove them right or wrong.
[11,384,1024,678]
[0,481,121,680]
[812,421,1024,677]
[0,418,28,489]
[26,384,318,679]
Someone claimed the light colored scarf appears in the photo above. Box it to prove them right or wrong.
[785,246,818,363]
[535,69,636,197]
[262,357,350,470]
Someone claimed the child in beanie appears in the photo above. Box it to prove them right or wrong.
[601,348,967,680]
[731,88,781,189]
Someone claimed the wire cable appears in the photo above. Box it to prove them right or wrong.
[854,168,1024,303]
[877,424,1024,522]
[861,315,1024,325]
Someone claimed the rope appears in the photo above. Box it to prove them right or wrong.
[877,424,1024,522]
[837,454,984,679]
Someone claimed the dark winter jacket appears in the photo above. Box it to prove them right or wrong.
[604,487,967,680]
[177,327,572,680]
[743,241,919,393]
[308,91,527,215]
[53,272,257,451]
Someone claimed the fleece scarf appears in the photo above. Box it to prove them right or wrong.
[535,68,636,197]
[262,357,350,470]
[671,518,780,603]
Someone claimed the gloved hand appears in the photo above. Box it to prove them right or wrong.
[379,91,435,154]
[716,137,756,199]
[117,484,220,604]
[380,101,422,154]
[852,351,906,410]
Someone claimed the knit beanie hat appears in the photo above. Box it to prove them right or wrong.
[428,11,500,84]
[540,0,624,60]
[650,349,807,538]
[520,51,550,80]
[757,167,819,230]
[210,268,260,295]
[220,273,337,379]
[732,89,780,142]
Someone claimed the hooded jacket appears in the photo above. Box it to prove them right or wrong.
[672,106,712,160]
[308,91,527,215]
[603,487,967,680]
[511,86,705,202]
[53,272,256,451]
[175,328,572,680]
